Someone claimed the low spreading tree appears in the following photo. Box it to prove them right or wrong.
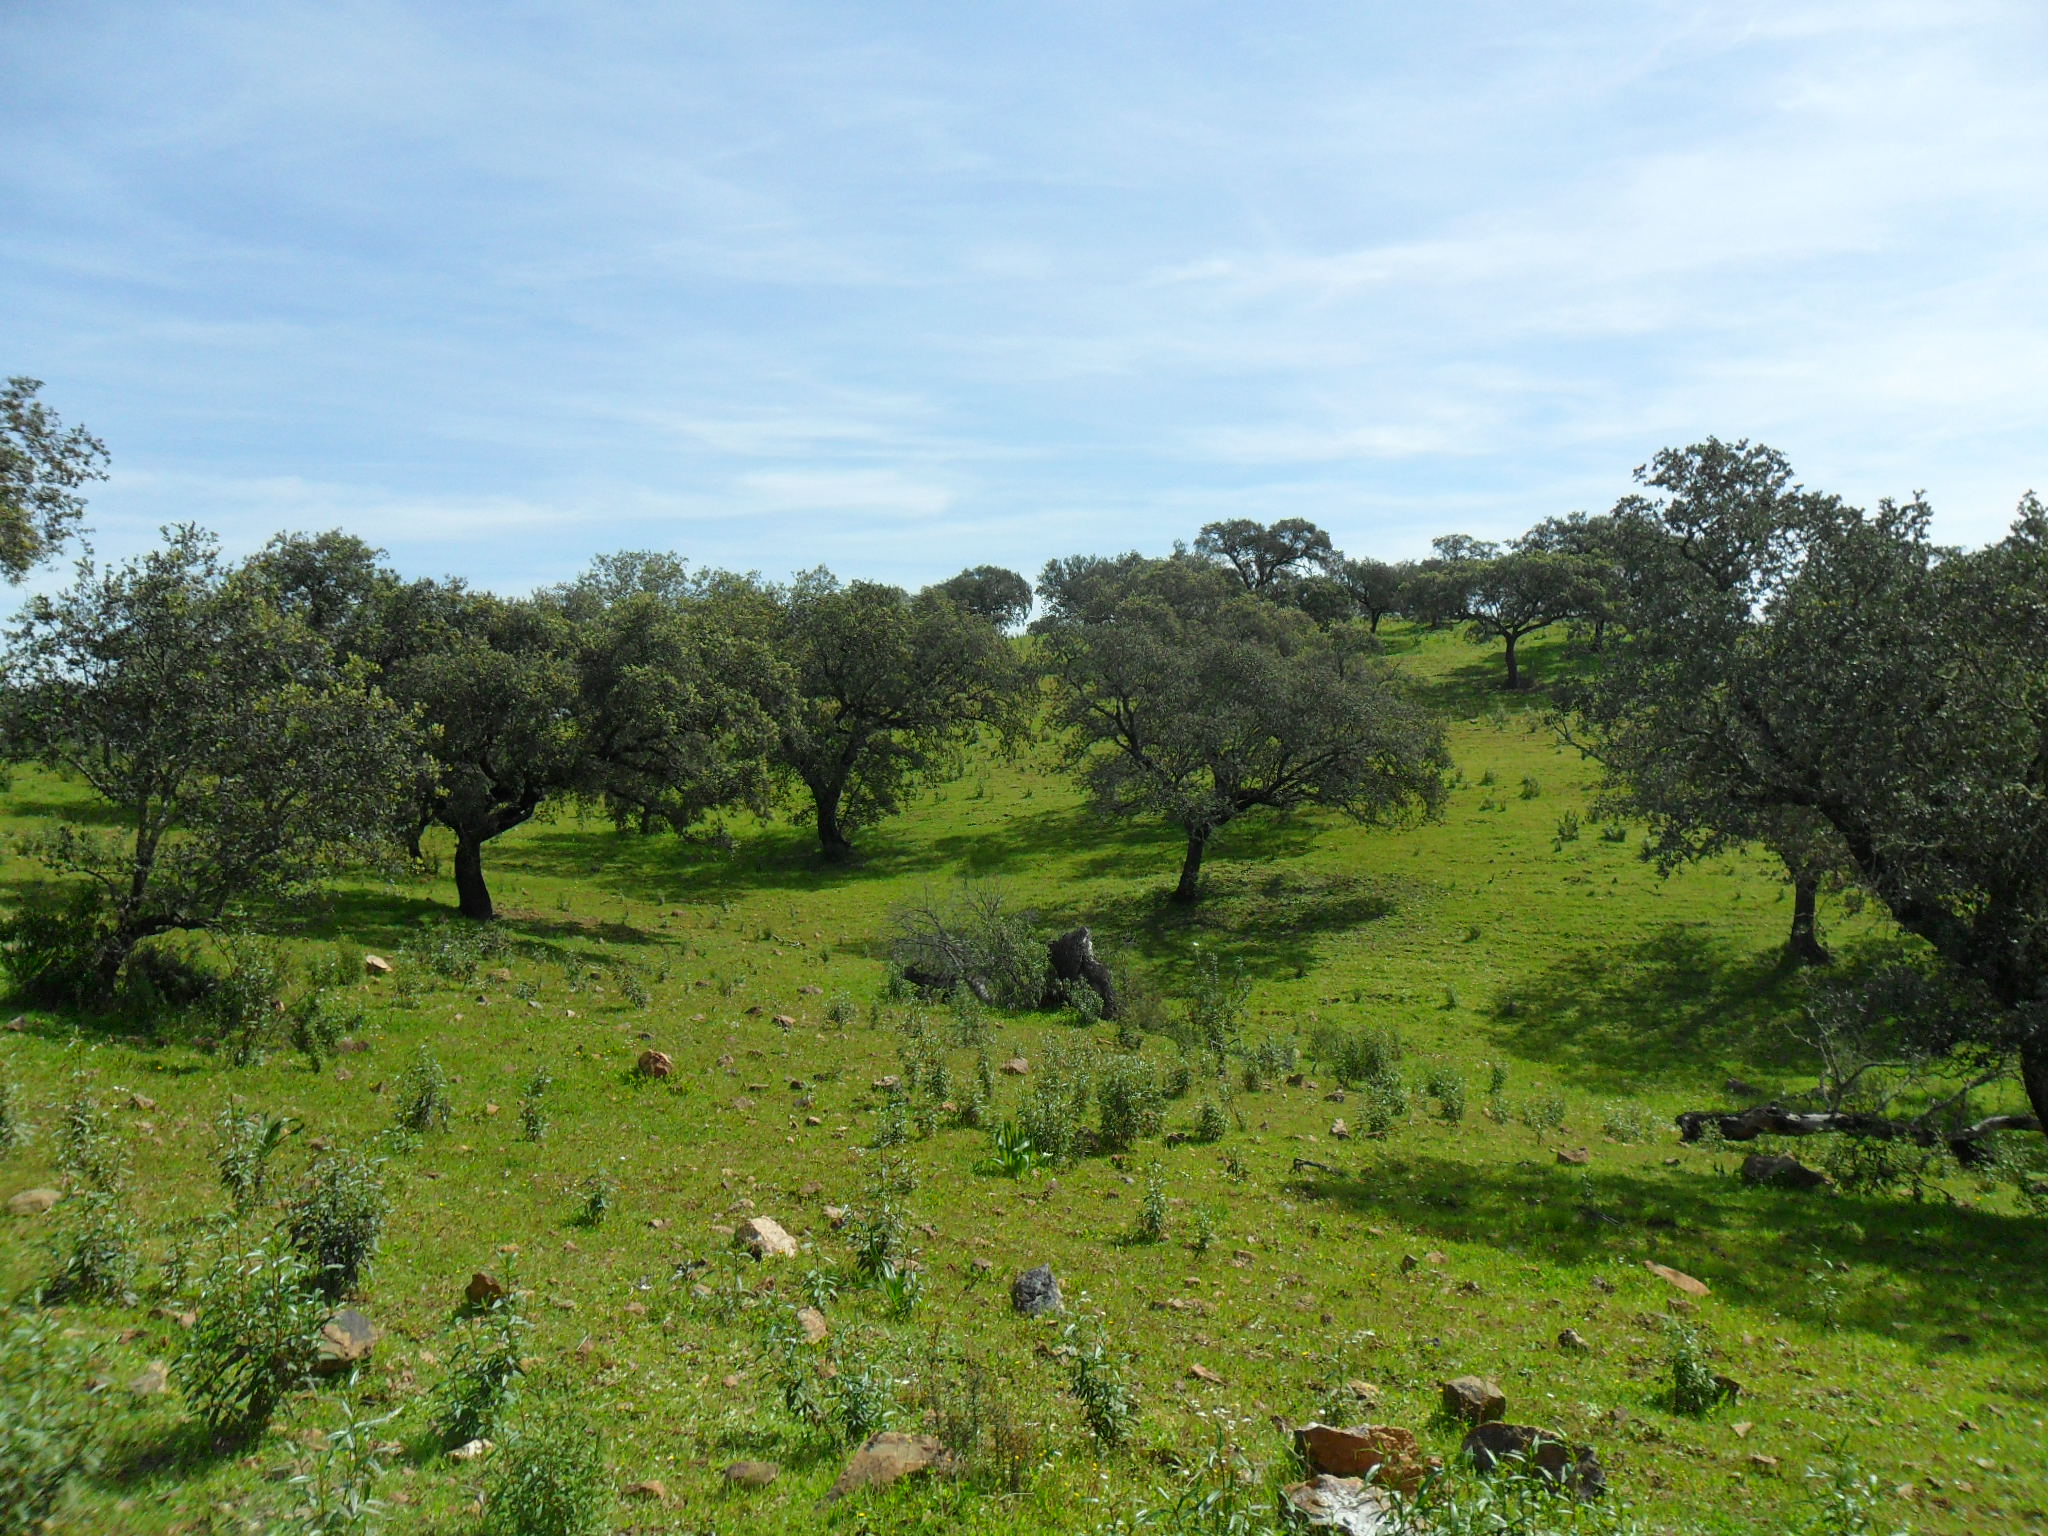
[1565,438,2048,1135]
[0,377,107,581]
[931,565,1033,630]
[1035,553,1449,902]
[0,527,426,1000]
[758,569,1023,859]
[1192,518,1336,593]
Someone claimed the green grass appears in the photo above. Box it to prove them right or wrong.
[0,624,2040,1534]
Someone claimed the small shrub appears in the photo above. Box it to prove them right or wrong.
[975,1121,1049,1180]
[0,1315,102,1535]
[1521,1089,1569,1135]
[1161,1059,1194,1100]
[214,1104,296,1216]
[1097,1057,1165,1153]
[879,1267,923,1319]
[0,888,119,1010]
[1666,1319,1727,1417]
[1600,1100,1661,1144]
[54,1081,126,1193]
[392,1046,453,1135]
[577,1172,614,1228]
[1554,810,1582,844]
[847,1200,908,1282]
[436,1283,530,1446]
[922,1350,1036,1494]
[180,1236,327,1441]
[1182,951,1251,1067]
[1357,1073,1410,1138]
[1424,1066,1467,1124]
[1016,1046,1093,1165]
[482,1404,611,1536]
[42,1189,138,1304]
[415,919,510,985]
[829,1340,894,1447]
[290,990,359,1072]
[1313,1024,1404,1089]
[1600,823,1630,842]
[1818,1133,1953,1200]
[205,935,288,1067]
[1131,1170,1169,1244]
[285,1149,389,1301]
[519,1067,551,1142]
[1192,1099,1228,1144]
[1519,775,1542,800]
[871,1089,910,1149]
[887,883,1044,1010]
[825,991,858,1028]
[1188,1204,1219,1255]
[1065,1321,1138,1450]
[279,1399,399,1536]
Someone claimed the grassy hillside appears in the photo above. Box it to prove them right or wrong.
[0,625,2041,1535]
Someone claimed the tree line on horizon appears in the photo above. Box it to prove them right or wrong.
[6,376,2048,1141]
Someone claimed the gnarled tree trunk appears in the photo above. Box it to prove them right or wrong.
[1174,833,1207,904]
[1785,876,1830,966]
[453,830,493,921]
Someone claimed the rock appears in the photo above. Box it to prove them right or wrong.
[625,1478,667,1501]
[1557,1328,1589,1354]
[465,1272,506,1308]
[1644,1261,1710,1298]
[723,1460,780,1488]
[486,967,514,984]
[1292,1424,1430,1495]
[1440,1376,1506,1426]
[1740,1153,1830,1191]
[7,1188,61,1217]
[872,1075,901,1091]
[773,1013,797,1028]
[824,1432,950,1503]
[1188,1363,1225,1384]
[1398,1254,1419,1273]
[1283,1474,1398,1534]
[364,955,393,976]
[447,1438,492,1461]
[1344,1380,1381,1405]
[733,1216,798,1259]
[824,1205,848,1228]
[795,1305,829,1345]
[1748,1453,1780,1475]
[636,1049,674,1079]
[313,1309,377,1376]
[1329,1119,1350,1141]
[1463,1422,1606,1498]
[1556,1147,1591,1166]
[128,1360,170,1396]
[1011,1264,1062,1317]
[127,1093,157,1111]
[1000,1057,1029,1076]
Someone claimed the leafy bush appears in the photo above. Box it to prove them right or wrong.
[285,1149,388,1301]
[1818,1133,1953,1200]
[435,1284,530,1446]
[1065,1321,1138,1450]
[828,1339,894,1447]
[1192,1099,1228,1144]
[215,1103,296,1215]
[204,934,288,1066]
[1181,951,1251,1067]
[1666,1319,1728,1417]
[518,1068,551,1143]
[1601,1100,1662,1144]
[53,1082,124,1193]
[0,887,119,1010]
[414,919,511,984]
[975,1120,1050,1179]
[392,1046,453,1135]
[482,1405,611,1536]
[1424,1065,1467,1124]
[1521,1089,1569,1134]
[847,1200,908,1282]
[41,1190,138,1305]
[279,1399,399,1536]
[179,1237,328,1441]
[1097,1057,1165,1153]
[0,1315,102,1536]
[0,1074,29,1155]
[1131,1170,1169,1244]
[577,1172,614,1228]
[290,990,360,1073]
[1016,1046,1094,1165]
[1312,1024,1404,1088]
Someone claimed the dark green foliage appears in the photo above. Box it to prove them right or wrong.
[1192,1099,1228,1144]
[888,883,1044,1009]
[214,1103,296,1215]
[1064,1320,1138,1449]
[435,1284,530,1446]
[518,1068,551,1143]
[0,377,106,580]
[204,935,288,1066]
[290,989,359,1073]
[1096,1057,1165,1153]
[1666,1319,1729,1417]
[284,1149,388,1302]
[392,1046,452,1136]
[41,1190,137,1304]
[179,1237,327,1440]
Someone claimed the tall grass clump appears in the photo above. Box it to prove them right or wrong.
[482,1404,611,1536]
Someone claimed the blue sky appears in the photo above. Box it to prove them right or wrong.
[6,1,2047,593]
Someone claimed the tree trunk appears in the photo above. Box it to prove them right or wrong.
[2022,1033,2048,1145]
[1785,876,1830,966]
[404,810,430,863]
[453,830,494,922]
[812,781,853,861]
[1367,610,1382,633]
[1173,833,1207,904]
[1502,632,1522,690]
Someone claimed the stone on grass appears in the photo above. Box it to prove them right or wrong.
[1292,1424,1431,1495]
[625,1479,667,1501]
[1283,1474,1398,1535]
[1557,1328,1589,1354]
[1463,1422,1606,1498]
[363,955,393,976]
[1644,1261,1710,1298]
[823,1432,950,1503]
[1188,1363,1225,1384]
[723,1460,780,1489]
[465,1272,506,1308]
[1740,1153,1830,1191]
[313,1309,377,1376]
[128,1360,169,1396]
[795,1305,829,1345]
[1556,1147,1591,1166]
[448,1439,492,1461]
[1011,1264,1062,1317]
[1000,1057,1029,1076]
[7,1188,61,1217]
[733,1216,798,1259]
[636,1049,674,1079]
[1440,1376,1506,1425]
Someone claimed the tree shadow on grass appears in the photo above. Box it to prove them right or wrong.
[1485,923,1813,1094]
[1297,1150,2048,1359]
[97,1419,242,1492]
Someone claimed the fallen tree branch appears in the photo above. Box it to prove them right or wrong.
[1675,1103,2040,1167]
